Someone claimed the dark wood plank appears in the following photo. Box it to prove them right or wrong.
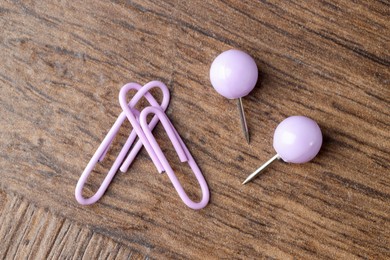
[0,190,142,259]
[0,0,389,259]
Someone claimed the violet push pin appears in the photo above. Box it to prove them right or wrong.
[242,116,323,184]
[210,49,258,143]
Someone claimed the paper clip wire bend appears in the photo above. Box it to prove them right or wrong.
[119,85,210,210]
[75,81,169,205]
[140,106,210,210]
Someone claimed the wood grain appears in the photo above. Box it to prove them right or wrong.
[0,0,389,259]
[0,190,143,259]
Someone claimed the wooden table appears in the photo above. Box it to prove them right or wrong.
[1,1,389,259]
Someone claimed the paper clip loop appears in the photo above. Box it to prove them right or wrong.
[119,84,210,210]
[76,81,210,210]
[75,81,169,205]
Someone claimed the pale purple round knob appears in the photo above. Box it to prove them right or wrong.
[210,49,258,99]
[273,116,323,163]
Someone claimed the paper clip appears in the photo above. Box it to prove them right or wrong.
[75,81,210,210]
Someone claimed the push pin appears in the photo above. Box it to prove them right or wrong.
[210,49,258,143]
[243,116,323,184]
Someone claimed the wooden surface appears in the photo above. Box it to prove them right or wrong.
[1,0,389,259]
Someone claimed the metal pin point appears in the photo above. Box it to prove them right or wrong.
[242,154,280,184]
[210,49,258,143]
[237,98,250,143]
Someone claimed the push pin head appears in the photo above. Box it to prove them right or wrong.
[210,49,258,143]
[273,116,323,163]
[242,116,323,184]
[210,49,258,99]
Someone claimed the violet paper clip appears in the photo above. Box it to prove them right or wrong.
[75,81,210,210]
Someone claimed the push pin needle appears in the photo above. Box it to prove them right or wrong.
[237,98,250,143]
[242,154,280,184]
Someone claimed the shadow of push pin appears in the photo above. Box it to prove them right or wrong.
[243,116,323,184]
[210,49,258,143]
